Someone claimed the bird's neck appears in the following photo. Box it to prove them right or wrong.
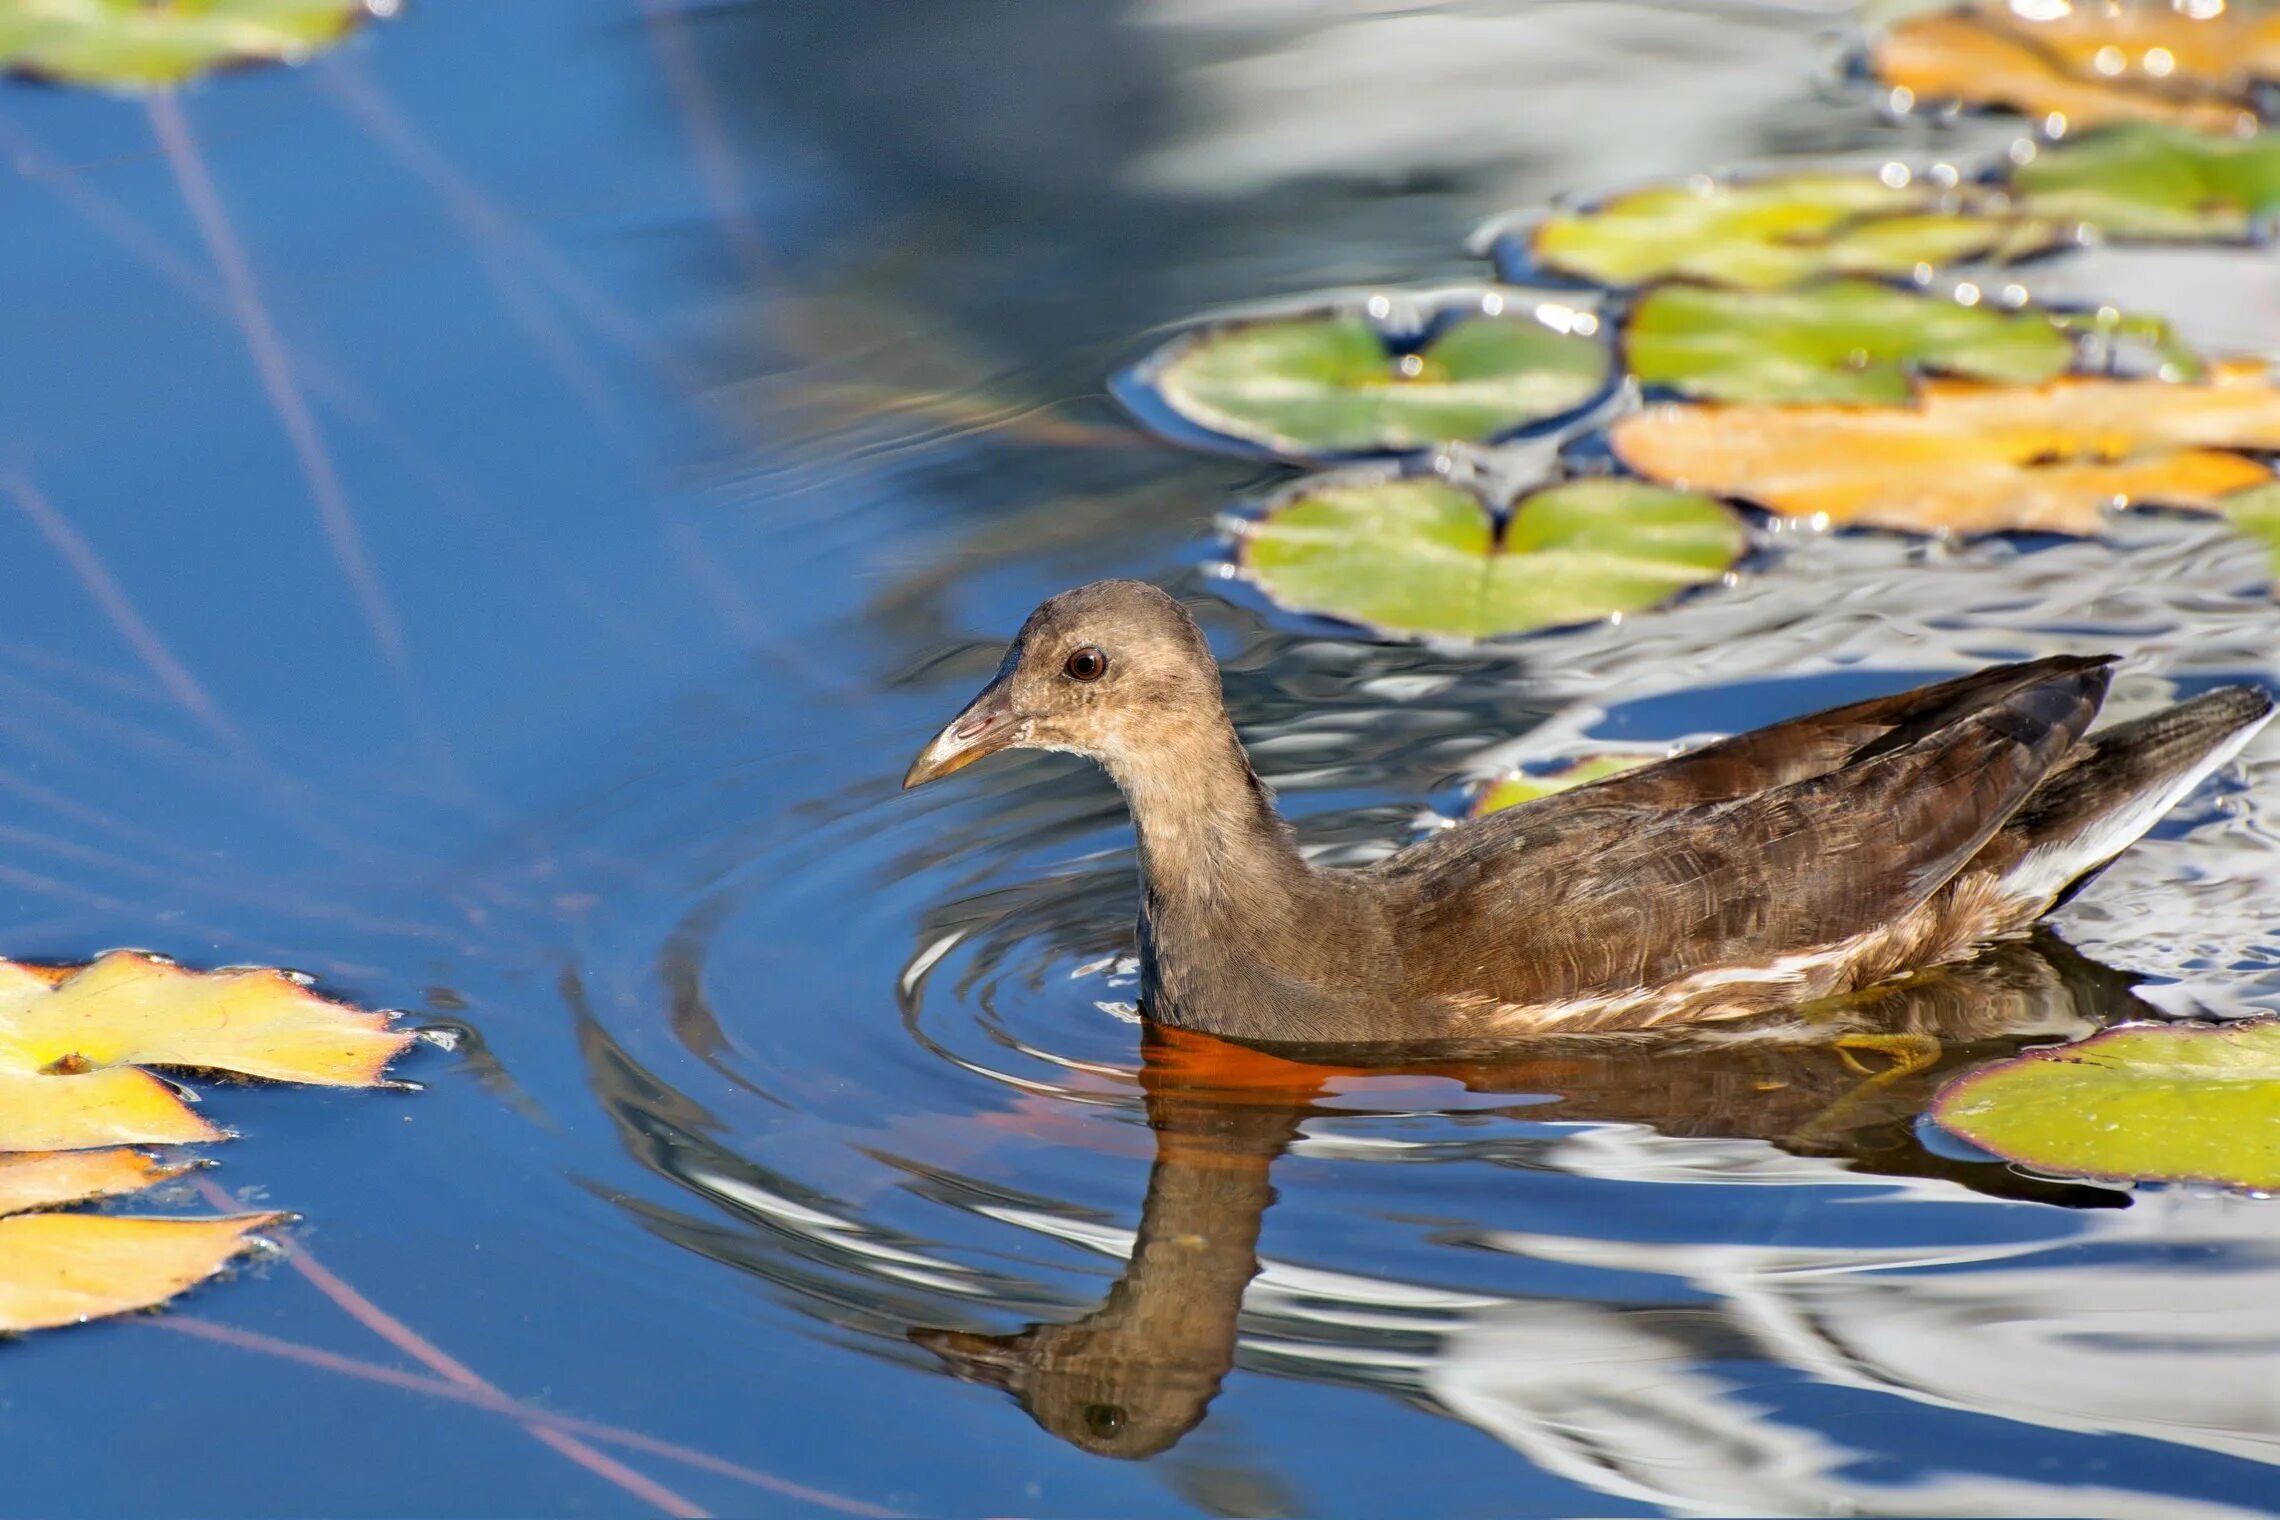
[1108,708,1309,914]
[1103,707,1331,1024]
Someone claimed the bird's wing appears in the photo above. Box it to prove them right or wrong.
[1386,657,2112,1008]
[1545,655,2118,811]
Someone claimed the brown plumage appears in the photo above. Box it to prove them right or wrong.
[905,579,2273,1046]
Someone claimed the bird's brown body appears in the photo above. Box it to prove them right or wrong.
[906,580,2273,1046]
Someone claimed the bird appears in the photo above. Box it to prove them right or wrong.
[903,579,2274,1046]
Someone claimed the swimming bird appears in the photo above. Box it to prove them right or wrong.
[903,579,2273,1045]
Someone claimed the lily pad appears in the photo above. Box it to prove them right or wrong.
[1610,368,2280,536]
[1513,172,2060,292]
[1134,301,1611,459]
[2012,124,2280,242]
[0,0,383,91]
[0,950,412,1151]
[2225,481,2280,579]
[1238,475,1746,640]
[1472,753,1650,816]
[1933,1017,2280,1189]
[1626,280,2081,405]
[0,1149,282,1332]
[1871,4,2269,134]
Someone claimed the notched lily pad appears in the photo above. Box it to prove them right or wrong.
[1611,367,2280,537]
[1501,170,2062,292]
[1122,292,1613,460]
[1871,3,2272,134]
[0,1149,283,1333]
[0,0,387,91]
[2012,123,2280,242]
[1625,280,2087,405]
[0,950,412,1151]
[1235,473,1747,640]
[1933,1017,2280,1189]
[1472,753,1651,817]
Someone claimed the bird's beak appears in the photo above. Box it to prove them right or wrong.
[909,1327,1028,1391]
[903,666,1022,789]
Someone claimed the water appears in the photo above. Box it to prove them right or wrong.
[2,2,2279,1515]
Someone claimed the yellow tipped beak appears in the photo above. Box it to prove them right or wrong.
[903,678,1020,788]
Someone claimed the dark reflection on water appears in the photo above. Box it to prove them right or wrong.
[630,933,2142,1468]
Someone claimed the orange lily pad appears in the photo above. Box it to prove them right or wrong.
[0,1149,282,1333]
[1871,3,2271,134]
[0,951,411,1151]
[1610,368,2280,537]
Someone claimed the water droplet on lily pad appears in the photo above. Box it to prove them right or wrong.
[1121,294,1612,461]
[1236,474,1747,641]
[1933,1016,2280,1190]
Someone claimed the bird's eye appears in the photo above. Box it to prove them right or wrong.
[1082,1404,1125,1438]
[1063,646,1108,682]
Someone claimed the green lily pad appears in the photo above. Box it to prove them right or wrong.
[1239,476,1746,640]
[1517,173,2062,293]
[0,0,379,90]
[1626,280,2081,405]
[2013,124,2280,242]
[1472,753,1649,816]
[2225,482,2280,580]
[1933,1017,2280,1189]
[1145,308,1611,459]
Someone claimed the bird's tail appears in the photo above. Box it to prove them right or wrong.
[1986,684,2275,912]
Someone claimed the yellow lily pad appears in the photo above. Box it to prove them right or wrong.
[1472,753,1651,817]
[0,951,410,1151]
[0,1149,282,1333]
[1933,1017,2280,1189]
[0,1148,190,1215]
[1610,368,2280,537]
[1515,171,2059,293]
[1871,4,2270,134]
[0,0,383,91]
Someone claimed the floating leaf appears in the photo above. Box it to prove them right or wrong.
[1871,4,2268,134]
[0,951,410,1151]
[2012,123,2280,241]
[1238,476,1745,640]
[0,0,383,91]
[1517,173,2059,292]
[0,1150,282,1333]
[0,1148,189,1215]
[1611,370,2280,536]
[2226,481,2280,579]
[1626,280,2080,404]
[1138,305,1610,459]
[1933,1017,2280,1189]
[1472,754,1650,817]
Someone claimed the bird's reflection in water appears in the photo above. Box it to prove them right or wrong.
[913,933,2151,1460]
